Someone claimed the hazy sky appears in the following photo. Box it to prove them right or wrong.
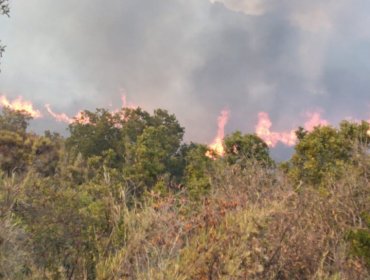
[1,0,370,144]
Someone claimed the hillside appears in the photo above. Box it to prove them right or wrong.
[0,107,369,279]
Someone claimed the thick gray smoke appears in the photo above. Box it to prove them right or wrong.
[0,0,369,145]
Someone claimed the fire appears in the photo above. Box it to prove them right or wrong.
[45,104,74,124]
[1,93,368,145]
[303,111,328,131]
[74,111,91,125]
[45,104,90,125]
[121,95,138,109]
[206,109,230,158]
[0,95,42,118]
[206,110,330,154]
[255,111,328,147]
[45,95,137,124]
[113,95,139,121]
[255,112,297,147]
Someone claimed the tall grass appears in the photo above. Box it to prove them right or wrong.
[95,163,370,280]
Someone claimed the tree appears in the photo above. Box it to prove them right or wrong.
[124,112,184,190]
[31,132,62,177]
[118,108,156,169]
[289,121,370,186]
[0,107,32,134]
[0,131,32,174]
[0,1,9,16]
[0,0,9,70]
[14,177,101,279]
[119,108,152,144]
[66,107,185,193]
[338,120,370,150]
[224,131,273,168]
[0,108,33,174]
[66,109,122,166]
[183,143,214,198]
[347,213,370,269]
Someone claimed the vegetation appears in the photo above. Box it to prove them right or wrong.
[0,107,369,279]
[0,0,9,68]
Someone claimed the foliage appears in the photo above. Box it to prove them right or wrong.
[182,143,214,198]
[31,132,62,177]
[347,213,370,268]
[0,107,369,279]
[124,110,184,190]
[224,131,273,167]
[67,108,184,193]
[0,108,33,174]
[0,0,9,71]
[0,107,32,134]
[96,162,370,279]
[0,0,9,16]
[289,121,370,186]
[66,109,122,162]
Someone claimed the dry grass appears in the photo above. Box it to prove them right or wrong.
[96,163,370,280]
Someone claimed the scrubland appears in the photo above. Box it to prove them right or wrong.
[0,107,369,279]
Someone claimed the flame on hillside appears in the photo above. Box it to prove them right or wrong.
[255,112,297,147]
[121,95,138,109]
[112,95,139,121]
[206,110,229,158]
[45,104,74,124]
[45,104,90,124]
[303,111,329,131]
[255,111,329,147]
[45,95,137,124]
[0,95,42,118]
[0,94,369,145]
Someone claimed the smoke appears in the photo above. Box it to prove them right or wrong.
[209,0,267,16]
[0,0,370,145]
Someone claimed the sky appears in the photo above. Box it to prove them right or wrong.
[1,0,370,151]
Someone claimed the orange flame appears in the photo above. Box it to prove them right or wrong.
[255,112,297,147]
[46,95,136,125]
[45,104,74,124]
[46,104,90,125]
[255,111,328,147]
[113,95,139,122]
[206,110,230,158]
[74,111,91,125]
[303,111,329,131]
[0,95,42,118]
[121,95,138,109]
